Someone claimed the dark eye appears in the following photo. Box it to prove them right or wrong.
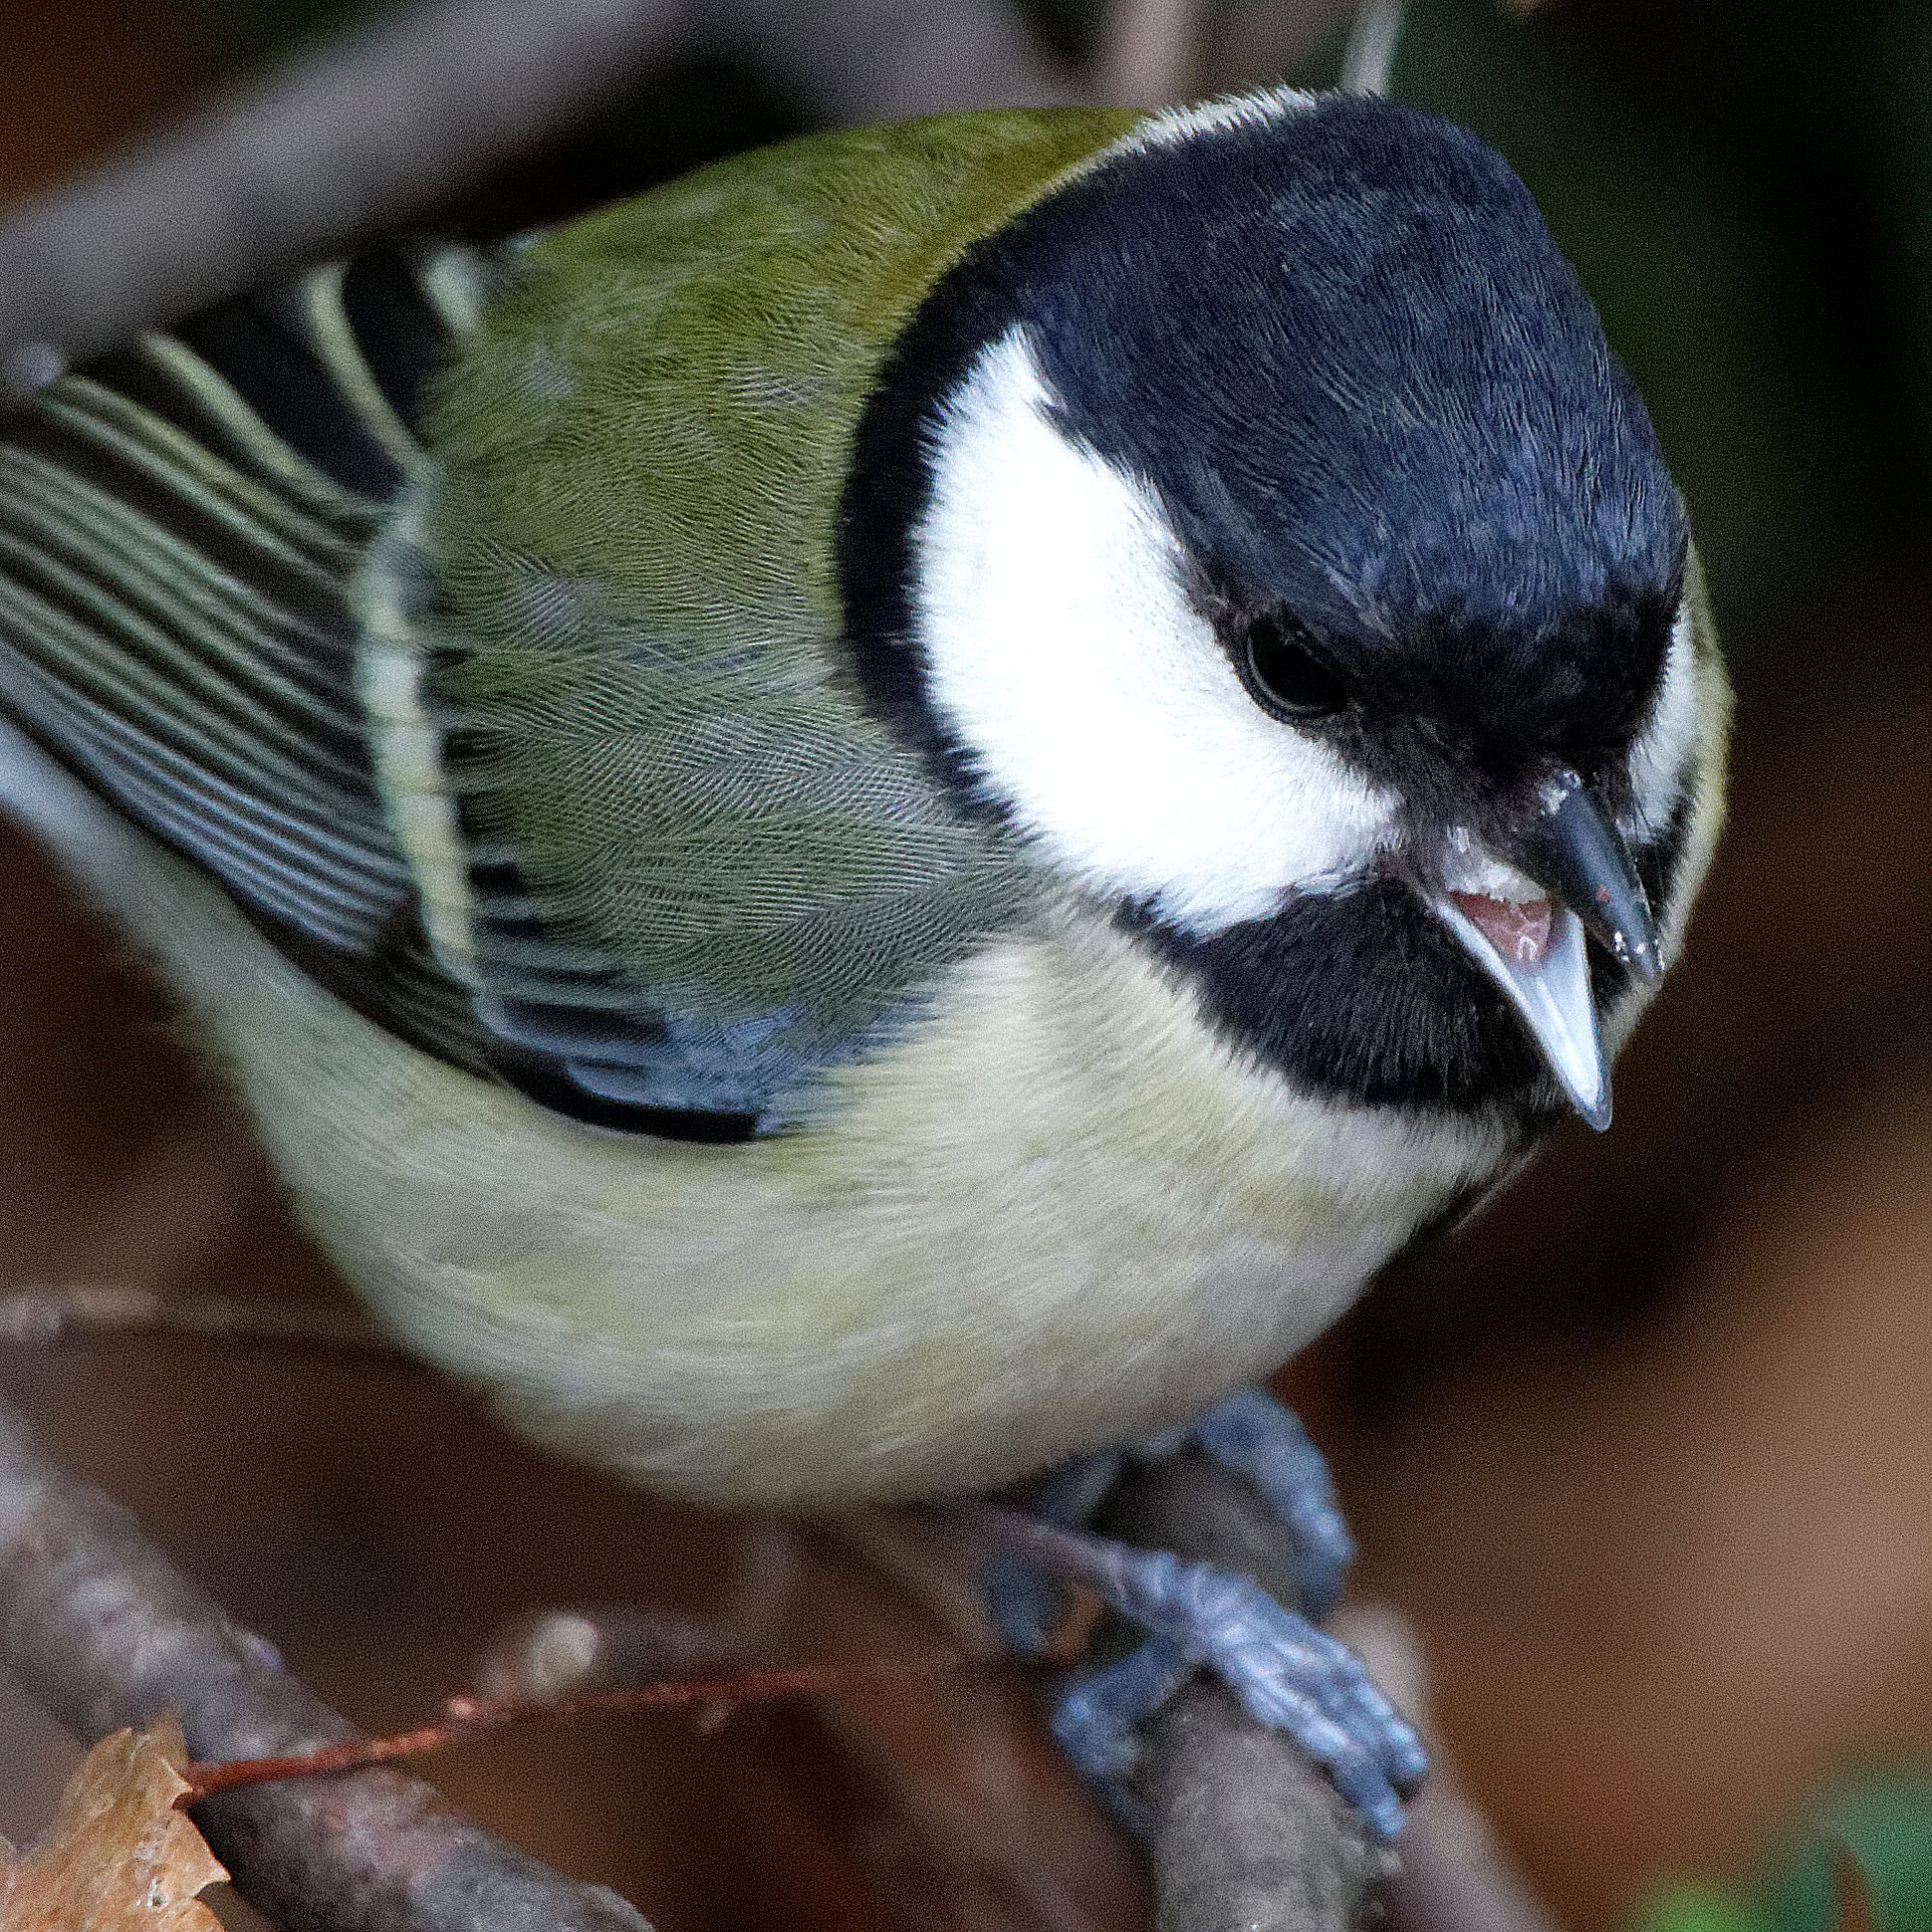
[1240,612,1348,720]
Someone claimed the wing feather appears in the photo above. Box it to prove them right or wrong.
[0,112,1130,1131]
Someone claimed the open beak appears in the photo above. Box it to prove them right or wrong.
[1415,768,1660,1132]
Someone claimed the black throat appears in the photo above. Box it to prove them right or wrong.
[1121,791,1691,1121]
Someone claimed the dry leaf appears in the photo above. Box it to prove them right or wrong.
[0,1719,227,1931]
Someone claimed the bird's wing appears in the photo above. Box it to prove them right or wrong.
[0,245,553,1096]
[0,110,1132,1133]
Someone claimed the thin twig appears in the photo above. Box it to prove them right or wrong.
[1339,0,1406,96]
[1093,0,1208,108]
[180,1650,958,1800]
[0,1398,652,1932]
[0,1286,404,1359]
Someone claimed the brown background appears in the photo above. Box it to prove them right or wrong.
[1,4,1930,1928]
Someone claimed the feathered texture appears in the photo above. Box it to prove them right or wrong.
[0,110,1134,1130]
[409,110,1135,1121]
[0,248,499,1072]
[0,95,1731,1508]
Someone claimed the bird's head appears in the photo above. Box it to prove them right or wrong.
[842,91,1724,1131]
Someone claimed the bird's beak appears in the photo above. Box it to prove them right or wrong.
[1414,769,1660,1132]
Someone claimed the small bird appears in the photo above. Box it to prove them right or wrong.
[0,88,1727,1836]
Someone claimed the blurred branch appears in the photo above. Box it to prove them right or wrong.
[1340,1609,1568,1932]
[1196,0,1363,95]
[0,0,690,392]
[0,1398,653,1932]
[1093,0,1207,108]
[1340,0,1406,96]
[717,0,1080,122]
[0,1287,402,1359]
[471,1598,1039,1932]
[0,0,1077,394]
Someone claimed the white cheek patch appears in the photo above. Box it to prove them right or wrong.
[911,332,1396,934]
[1625,600,1701,841]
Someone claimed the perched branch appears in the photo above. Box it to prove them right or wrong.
[1095,1460,1562,1932]
[1092,1457,1392,1932]
[0,1398,652,1932]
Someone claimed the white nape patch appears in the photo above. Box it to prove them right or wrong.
[1113,85,1316,156]
[1625,599,1700,840]
[912,331,1396,933]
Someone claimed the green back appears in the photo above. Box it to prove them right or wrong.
[0,110,1138,1130]
[406,110,1137,1115]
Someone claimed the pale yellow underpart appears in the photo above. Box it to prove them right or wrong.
[0,599,1726,1509]
[6,717,1520,1506]
[238,902,1513,1507]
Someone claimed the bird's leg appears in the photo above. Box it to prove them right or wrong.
[981,1446,1122,1654]
[964,1388,1420,1840]
[957,1495,1423,1841]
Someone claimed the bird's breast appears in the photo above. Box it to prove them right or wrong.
[96,832,1522,1506]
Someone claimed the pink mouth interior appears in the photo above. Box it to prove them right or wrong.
[1450,892,1555,967]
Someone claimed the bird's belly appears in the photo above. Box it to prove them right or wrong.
[313,1126,1428,1508]
[206,910,1514,1506]
[36,776,1516,1507]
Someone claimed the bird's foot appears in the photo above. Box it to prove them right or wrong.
[967,1501,1424,1840]
[986,1388,1355,1651]
[972,1389,1417,1840]
[1144,1387,1356,1619]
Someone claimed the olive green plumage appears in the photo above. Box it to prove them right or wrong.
[0,107,1135,1123]
[406,109,1136,1110]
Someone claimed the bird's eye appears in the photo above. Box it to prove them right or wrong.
[1241,613,1348,720]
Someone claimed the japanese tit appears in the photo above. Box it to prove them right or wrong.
[0,87,1726,1516]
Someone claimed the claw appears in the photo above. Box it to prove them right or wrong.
[967,1391,1412,1838]
[961,1503,1426,1841]
[1187,1391,1356,1620]
[1051,1637,1191,1788]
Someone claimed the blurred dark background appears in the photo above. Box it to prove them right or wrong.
[0,3,1928,1927]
